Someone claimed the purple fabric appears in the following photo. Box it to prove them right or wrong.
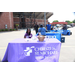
[2,38,61,62]
[24,33,32,38]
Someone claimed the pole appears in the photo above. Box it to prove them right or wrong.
[34,12,35,24]
[30,13,31,28]
[9,12,12,29]
[44,12,46,27]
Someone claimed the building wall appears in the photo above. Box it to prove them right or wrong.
[0,12,48,29]
[25,18,48,27]
[13,17,48,28]
[0,12,14,29]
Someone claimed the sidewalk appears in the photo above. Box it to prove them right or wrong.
[59,27,75,62]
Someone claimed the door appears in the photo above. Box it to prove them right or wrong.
[21,18,26,28]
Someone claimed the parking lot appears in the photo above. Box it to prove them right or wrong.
[0,27,75,62]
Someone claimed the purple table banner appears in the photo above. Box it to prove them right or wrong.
[2,38,61,62]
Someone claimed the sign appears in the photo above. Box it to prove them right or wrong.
[24,46,58,62]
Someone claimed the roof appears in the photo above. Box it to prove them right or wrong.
[50,22,68,25]
[13,12,53,19]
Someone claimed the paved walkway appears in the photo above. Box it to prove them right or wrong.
[59,27,75,62]
[0,27,75,62]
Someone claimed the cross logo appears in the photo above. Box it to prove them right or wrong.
[24,46,35,56]
[24,47,32,56]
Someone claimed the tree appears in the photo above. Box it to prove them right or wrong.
[65,20,72,24]
[53,20,59,22]
[70,21,73,23]
[73,19,75,23]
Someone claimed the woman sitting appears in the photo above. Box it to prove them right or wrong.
[24,28,32,38]
[38,24,47,36]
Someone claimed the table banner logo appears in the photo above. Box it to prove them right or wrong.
[24,46,57,57]
[46,35,56,38]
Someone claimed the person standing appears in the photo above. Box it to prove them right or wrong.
[62,24,67,35]
[46,22,51,32]
[62,24,67,30]
[34,22,39,34]
[38,24,47,36]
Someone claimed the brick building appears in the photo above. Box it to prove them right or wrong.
[0,12,53,29]
[0,12,14,29]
